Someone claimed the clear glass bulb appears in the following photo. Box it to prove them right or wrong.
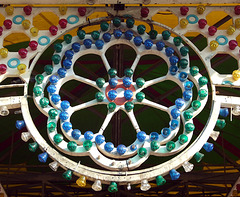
[127,183,131,190]
[92,180,102,191]
[49,161,59,171]
[232,105,240,116]
[0,106,9,116]
[140,179,151,191]
[182,161,194,172]
[210,130,220,141]
[21,132,31,142]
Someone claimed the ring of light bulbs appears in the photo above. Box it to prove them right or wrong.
[1,4,240,192]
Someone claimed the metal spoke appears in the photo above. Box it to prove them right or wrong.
[125,110,141,132]
[138,99,168,112]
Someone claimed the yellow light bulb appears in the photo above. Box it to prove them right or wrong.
[0,48,8,58]
[180,18,188,28]
[76,176,86,187]
[209,40,219,51]
[232,70,240,81]
[197,5,206,14]
[59,6,67,15]
[30,27,39,37]
[227,25,235,35]
[235,18,240,29]
[17,64,27,74]
[22,20,31,30]
[5,6,14,15]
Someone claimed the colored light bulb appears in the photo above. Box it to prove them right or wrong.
[76,176,86,187]
[83,140,92,151]
[17,64,27,74]
[198,76,208,87]
[227,25,235,35]
[208,26,217,36]
[0,27,3,36]
[59,19,68,29]
[72,42,81,52]
[183,110,193,121]
[59,6,67,15]
[136,78,145,88]
[108,68,117,78]
[49,25,58,35]
[144,39,153,49]
[108,182,118,193]
[185,123,195,133]
[29,40,38,50]
[53,134,63,144]
[22,19,31,30]
[96,78,105,88]
[95,40,104,49]
[137,147,147,158]
[124,90,133,100]
[62,122,72,132]
[178,134,188,145]
[180,18,188,28]
[125,101,134,112]
[67,141,77,152]
[190,66,199,76]
[104,142,114,152]
[62,170,72,180]
[126,18,135,28]
[38,152,48,163]
[61,100,70,111]
[137,25,146,35]
[117,144,127,155]
[166,141,175,151]
[203,142,214,152]
[125,30,134,40]
[107,102,116,112]
[114,29,122,39]
[171,108,180,119]
[149,30,158,39]
[0,64,7,74]
[137,131,146,142]
[136,92,145,102]
[18,48,28,58]
[219,108,229,117]
[113,17,121,27]
[40,97,49,108]
[216,119,226,129]
[78,7,87,16]
[191,100,201,110]
[197,5,205,14]
[198,89,208,100]
[141,7,149,18]
[95,92,104,102]
[194,152,204,162]
[47,122,56,132]
[28,142,39,152]
[124,68,133,77]
[162,30,171,40]
[232,70,240,81]
[64,34,72,44]
[77,30,85,40]
[180,6,189,15]
[170,169,180,180]
[0,48,8,58]
[5,6,14,15]
[16,120,26,130]
[30,27,39,37]
[235,5,240,15]
[156,176,166,186]
[4,19,12,29]
[151,140,160,151]
[91,31,100,40]
[103,32,111,42]
[95,134,105,145]
[44,65,53,75]
[23,6,32,15]
[108,90,117,101]
[83,39,92,49]
[100,21,109,31]
[51,54,61,64]
[198,19,207,29]
[169,65,178,75]
[229,40,238,50]
[235,18,240,28]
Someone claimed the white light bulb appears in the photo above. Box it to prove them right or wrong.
[0,106,9,116]
[127,183,131,190]
[49,161,59,171]
[92,180,102,191]
[21,132,31,142]
[140,179,151,191]
[182,161,194,172]
[210,130,220,141]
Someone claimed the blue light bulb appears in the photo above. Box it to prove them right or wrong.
[165,47,174,57]
[114,29,122,39]
[171,108,181,119]
[38,152,48,163]
[117,144,127,155]
[219,108,229,117]
[83,39,92,49]
[123,77,132,88]
[183,90,192,101]
[51,94,61,104]
[169,56,179,66]
[133,36,142,46]
[104,142,114,152]
[203,142,214,152]
[169,65,178,75]
[59,111,69,121]
[156,41,165,51]
[62,122,72,132]
[84,131,94,140]
[65,50,74,59]
[72,42,81,52]
[108,90,117,101]
[170,120,179,130]
[161,128,171,138]
[179,72,188,82]
[103,32,111,42]
[137,131,146,142]
[16,120,26,130]
[63,59,72,69]
[144,39,153,49]
[124,90,133,100]
[169,169,180,180]
[95,40,104,50]
[95,134,105,145]
[61,100,70,111]
[49,75,59,85]
[150,132,159,141]
[125,30,133,40]
[184,81,193,90]
[57,68,67,78]
[109,78,118,88]
[175,98,185,109]
[71,129,81,140]
[47,85,57,95]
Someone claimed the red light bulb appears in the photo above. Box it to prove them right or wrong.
[198,19,207,29]
[29,41,38,50]
[23,6,32,15]
[18,48,28,58]
[49,25,58,36]
[0,64,7,74]
[78,7,87,16]
[141,7,149,18]
[208,26,217,36]
[3,19,12,29]
[59,19,68,29]
[180,6,189,16]
[229,40,238,50]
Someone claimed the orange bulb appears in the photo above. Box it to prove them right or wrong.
[180,18,188,28]
[5,6,14,15]
[209,40,219,51]
[17,64,27,74]
[22,20,31,30]
[0,48,8,58]
[30,27,39,37]
[59,6,67,15]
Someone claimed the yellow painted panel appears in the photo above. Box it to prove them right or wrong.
[236,34,240,47]
[3,33,30,46]
[33,12,59,30]
[152,11,178,29]
[206,11,233,30]
[0,14,5,26]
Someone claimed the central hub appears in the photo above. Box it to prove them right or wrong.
[105,79,136,105]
